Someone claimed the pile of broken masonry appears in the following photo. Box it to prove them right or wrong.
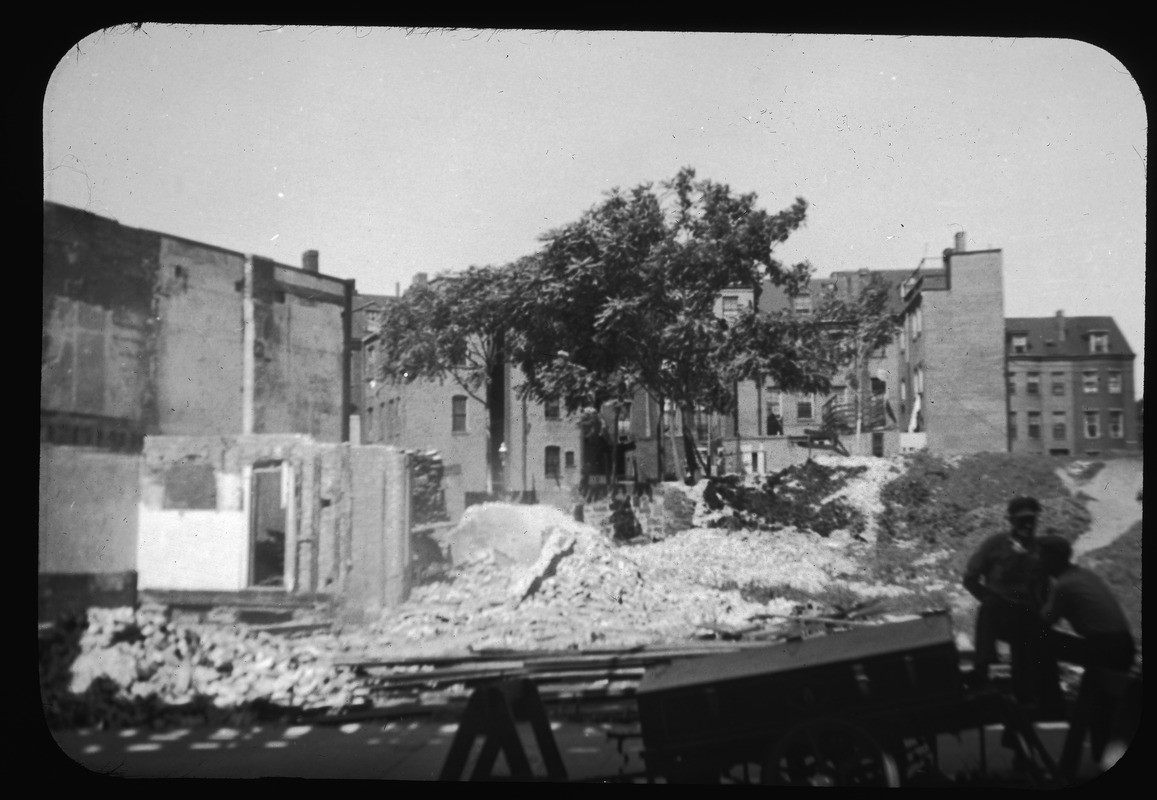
[38,455,1020,731]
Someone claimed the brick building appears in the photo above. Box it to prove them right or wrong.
[891,232,1009,454]
[40,202,407,618]
[43,201,355,446]
[1005,312,1139,455]
[358,279,586,522]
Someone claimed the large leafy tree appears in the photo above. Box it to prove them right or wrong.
[502,167,843,480]
[376,264,514,491]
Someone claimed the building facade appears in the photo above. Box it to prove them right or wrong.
[892,232,1009,454]
[43,201,354,445]
[1006,312,1138,455]
[41,202,359,614]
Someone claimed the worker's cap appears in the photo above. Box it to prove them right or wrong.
[1007,496,1041,517]
[1036,535,1072,563]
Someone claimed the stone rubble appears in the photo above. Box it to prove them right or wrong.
[45,451,1126,732]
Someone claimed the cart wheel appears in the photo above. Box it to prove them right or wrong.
[761,718,901,787]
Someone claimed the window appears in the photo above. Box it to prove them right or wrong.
[1011,334,1028,354]
[1009,412,1018,440]
[1109,411,1124,439]
[544,446,561,479]
[1107,371,1122,394]
[1082,371,1099,394]
[1026,373,1040,395]
[797,396,814,421]
[766,389,783,435]
[544,398,560,420]
[1089,333,1109,354]
[1083,411,1100,439]
[564,450,575,469]
[791,293,812,314]
[914,305,923,337]
[1051,372,1066,396]
[1006,372,1016,395]
[1027,411,1042,440]
[1052,411,1067,440]
[451,395,468,433]
[721,295,739,320]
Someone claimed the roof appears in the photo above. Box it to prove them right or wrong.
[759,269,912,316]
[1005,315,1134,359]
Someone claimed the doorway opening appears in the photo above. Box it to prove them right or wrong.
[250,461,286,587]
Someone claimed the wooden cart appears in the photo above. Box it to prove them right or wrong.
[634,612,1059,786]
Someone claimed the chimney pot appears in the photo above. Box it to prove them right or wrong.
[954,231,967,252]
[302,250,319,273]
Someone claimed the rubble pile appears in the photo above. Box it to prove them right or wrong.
[41,451,1128,733]
[367,467,913,656]
[40,606,365,731]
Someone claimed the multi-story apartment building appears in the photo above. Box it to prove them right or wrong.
[724,268,912,468]
[1006,312,1138,455]
[705,231,1010,468]
[350,292,396,445]
[891,232,1009,454]
[358,277,586,521]
[363,230,1138,520]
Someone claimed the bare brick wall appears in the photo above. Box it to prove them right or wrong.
[44,201,350,445]
[43,203,160,434]
[921,251,1008,454]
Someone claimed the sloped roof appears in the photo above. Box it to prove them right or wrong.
[1005,315,1134,358]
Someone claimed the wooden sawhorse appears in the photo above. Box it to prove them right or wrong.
[439,678,568,781]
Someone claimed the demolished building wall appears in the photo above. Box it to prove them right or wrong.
[137,435,411,617]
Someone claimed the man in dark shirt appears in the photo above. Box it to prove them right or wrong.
[1037,535,1136,670]
[961,497,1063,713]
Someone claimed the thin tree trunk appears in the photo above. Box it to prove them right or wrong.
[855,349,864,456]
[655,393,664,482]
[681,404,701,483]
[610,405,620,490]
[668,402,683,482]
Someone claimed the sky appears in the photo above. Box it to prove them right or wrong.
[43,26,1146,396]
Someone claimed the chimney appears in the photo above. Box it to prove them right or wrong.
[954,231,967,253]
[302,250,319,273]
[413,272,428,287]
[1056,309,1066,341]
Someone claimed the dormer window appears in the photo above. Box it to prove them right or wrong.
[1010,334,1028,354]
[1089,333,1109,354]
